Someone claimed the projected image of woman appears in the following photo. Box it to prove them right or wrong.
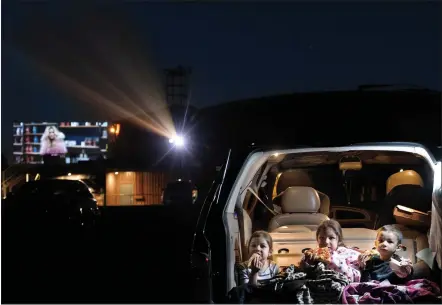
[40,126,67,155]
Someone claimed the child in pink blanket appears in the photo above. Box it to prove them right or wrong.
[302,219,361,282]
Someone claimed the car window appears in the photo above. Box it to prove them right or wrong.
[65,181,94,198]
[76,185,94,198]
[18,180,93,199]
[17,182,40,196]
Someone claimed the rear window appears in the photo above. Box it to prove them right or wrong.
[17,182,41,197]
[17,180,93,199]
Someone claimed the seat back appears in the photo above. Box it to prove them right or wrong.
[376,170,428,229]
[389,185,432,213]
[270,225,313,233]
[317,191,331,216]
[274,190,331,216]
[268,186,329,232]
[377,185,432,229]
[273,169,330,216]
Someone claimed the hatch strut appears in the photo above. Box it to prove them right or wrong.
[247,187,279,216]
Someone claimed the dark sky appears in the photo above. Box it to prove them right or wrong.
[2,2,442,159]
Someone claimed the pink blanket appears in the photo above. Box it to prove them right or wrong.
[342,279,441,304]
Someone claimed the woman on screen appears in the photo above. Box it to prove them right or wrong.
[40,126,67,156]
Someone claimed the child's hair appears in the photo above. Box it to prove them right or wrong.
[248,230,273,251]
[377,225,403,245]
[316,219,345,247]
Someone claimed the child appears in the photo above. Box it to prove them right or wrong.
[358,225,413,284]
[237,230,280,286]
[302,219,361,282]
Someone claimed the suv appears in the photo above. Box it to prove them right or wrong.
[3,179,100,228]
[190,142,441,303]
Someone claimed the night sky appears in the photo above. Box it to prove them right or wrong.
[2,1,442,160]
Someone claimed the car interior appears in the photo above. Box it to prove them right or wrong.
[231,149,437,286]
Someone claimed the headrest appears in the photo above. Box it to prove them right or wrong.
[386,170,423,194]
[276,170,314,195]
[281,186,321,213]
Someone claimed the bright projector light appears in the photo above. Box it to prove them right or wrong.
[169,135,185,147]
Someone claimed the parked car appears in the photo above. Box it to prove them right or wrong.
[3,179,100,228]
[190,142,442,303]
[2,179,102,303]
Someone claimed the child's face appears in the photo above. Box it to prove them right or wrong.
[249,236,271,261]
[375,231,399,260]
[317,227,339,251]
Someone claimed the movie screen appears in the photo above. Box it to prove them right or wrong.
[13,121,110,164]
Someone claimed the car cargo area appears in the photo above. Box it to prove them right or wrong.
[224,144,441,303]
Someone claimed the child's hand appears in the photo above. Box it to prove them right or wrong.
[358,249,379,269]
[358,253,370,269]
[303,252,313,262]
[302,251,317,265]
[390,258,413,278]
[397,259,413,278]
[249,254,263,273]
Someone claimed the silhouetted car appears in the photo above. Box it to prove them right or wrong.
[2,179,102,303]
[3,179,100,229]
[162,180,198,205]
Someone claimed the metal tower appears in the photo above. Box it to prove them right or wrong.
[165,66,192,106]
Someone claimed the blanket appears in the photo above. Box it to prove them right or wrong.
[227,262,349,304]
[342,279,441,304]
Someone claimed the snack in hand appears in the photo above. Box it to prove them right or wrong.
[363,249,380,262]
[390,257,412,278]
[358,248,380,269]
[247,253,261,267]
[303,247,331,264]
